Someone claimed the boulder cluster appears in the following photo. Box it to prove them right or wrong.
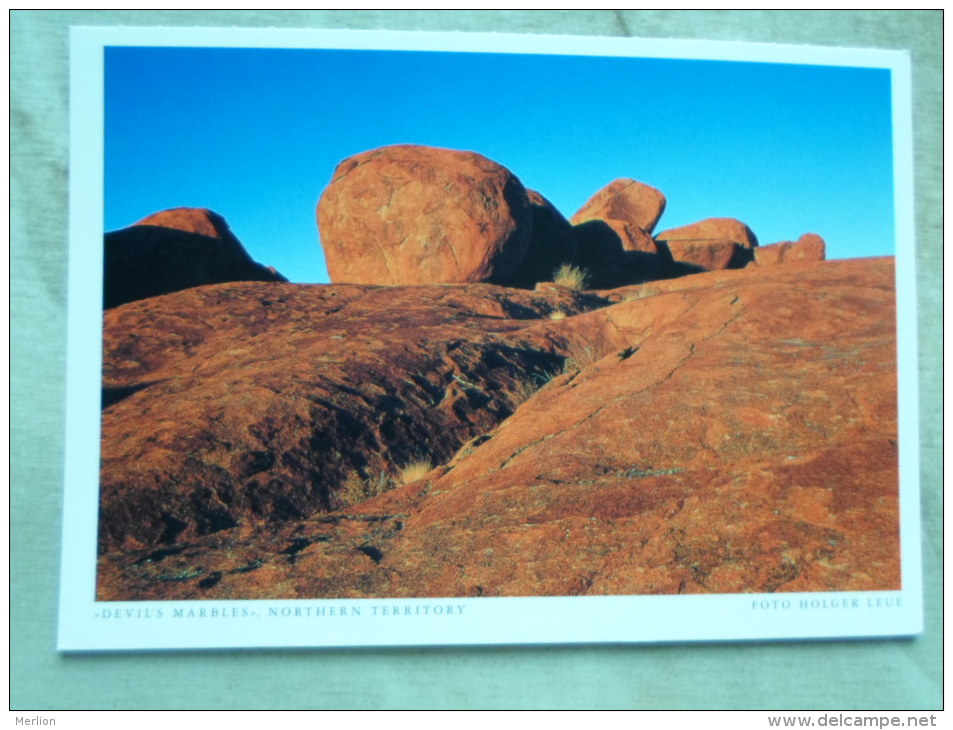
[103,144,825,303]
[315,144,825,290]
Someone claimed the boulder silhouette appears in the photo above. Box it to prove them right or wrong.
[103,207,285,309]
[509,189,579,288]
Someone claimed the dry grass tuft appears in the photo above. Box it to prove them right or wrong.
[399,459,434,485]
[621,285,661,301]
[552,263,590,291]
[337,469,395,508]
[563,344,601,374]
[549,309,568,321]
[509,369,561,407]
[338,459,435,507]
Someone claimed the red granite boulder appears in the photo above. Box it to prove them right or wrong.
[754,233,827,266]
[600,218,658,254]
[133,207,237,240]
[654,217,759,272]
[571,178,667,234]
[655,216,758,247]
[316,145,533,286]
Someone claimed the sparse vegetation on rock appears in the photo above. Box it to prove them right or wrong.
[399,459,434,485]
[552,263,590,291]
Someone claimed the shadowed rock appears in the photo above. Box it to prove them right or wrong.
[509,190,579,288]
[104,208,286,309]
[572,220,664,287]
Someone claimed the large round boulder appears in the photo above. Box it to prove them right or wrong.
[317,145,534,286]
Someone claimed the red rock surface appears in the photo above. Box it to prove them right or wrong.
[655,216,759,247]
[600,218,658,254]
[98,281,608,553]
[134,207,237,240]
[663,239,747,272]
[104,208,286,309]
[317,145,533,286]
[571,178,667,234]
[97,257,900,600]
[754,233,827,266]
[654,217,759,272]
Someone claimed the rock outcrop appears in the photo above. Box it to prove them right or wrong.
[94,146,891,602]
[509,190,580,288]
[654,217,759,273]
[316,145,533,286]
[103,208,286,309]
[570,178,667,234]
[97,281,607,552]
[133,207,237,240]
[754,233,827,266]
[313,146,830,290]
[96,257,900,600]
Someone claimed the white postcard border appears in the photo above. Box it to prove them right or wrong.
[59,27,922,651]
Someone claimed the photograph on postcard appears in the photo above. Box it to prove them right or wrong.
[60,28,921,650]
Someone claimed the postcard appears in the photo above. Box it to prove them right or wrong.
[59,27,921,651]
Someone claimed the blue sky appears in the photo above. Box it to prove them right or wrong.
[104,46,895,284]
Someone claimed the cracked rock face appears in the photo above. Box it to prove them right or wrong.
[97,257,900,600]
[316,144,534,286]
[98,280,608,554]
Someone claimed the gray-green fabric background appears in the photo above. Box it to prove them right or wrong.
[11,10,941,710]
